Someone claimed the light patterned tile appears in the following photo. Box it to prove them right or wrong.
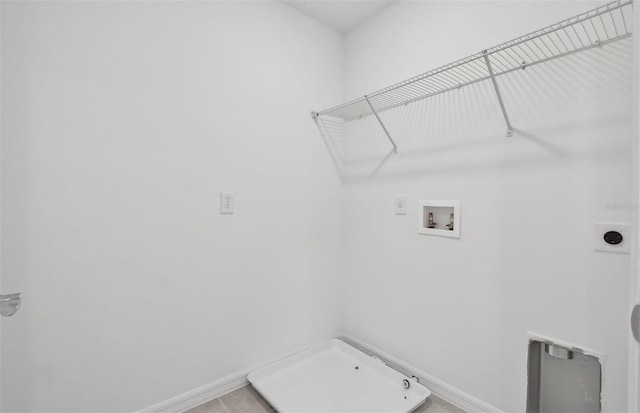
[412,395,467,413]
[215,384,464,413]
[220,386,274,413]
[184,398,229,413]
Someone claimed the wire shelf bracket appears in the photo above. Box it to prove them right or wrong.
[364,95,398,154]
[311,0,633,153]
[483,51,513,138]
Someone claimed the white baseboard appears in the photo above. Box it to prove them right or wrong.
[337,333,505,413]
[137,369,248,413]
[139,333,504,413]
[137,342,312,413]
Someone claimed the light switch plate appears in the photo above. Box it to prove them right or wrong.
[220,192,234,214]
[594,222,630,254]
[395,195,407,215]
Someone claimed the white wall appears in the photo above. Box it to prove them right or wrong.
[0,2,344,412]
[630,1,640,411]
[2,1,635,412]
[341,2,633,412]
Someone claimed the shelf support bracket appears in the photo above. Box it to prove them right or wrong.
[483,51,513,137]
[364,95,398,154]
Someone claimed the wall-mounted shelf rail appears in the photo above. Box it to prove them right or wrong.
[311,0,633,151]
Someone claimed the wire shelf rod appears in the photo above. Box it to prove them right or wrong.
[491,33,631,78]
[619,5,629,34]
[313,0,632,125]
[481,0,629,57]
[342,31,630,123]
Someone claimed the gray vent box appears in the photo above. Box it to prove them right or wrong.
[527,340,601,413]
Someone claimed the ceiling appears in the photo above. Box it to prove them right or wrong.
[282,1,396,33]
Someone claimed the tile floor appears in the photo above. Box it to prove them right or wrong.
[184,384,467,413]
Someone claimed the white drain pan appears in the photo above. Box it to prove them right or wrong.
[248,339,431,413]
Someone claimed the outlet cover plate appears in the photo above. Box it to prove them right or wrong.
[220,192,234,214]
[594,222,630,254]
[395,195,407,215]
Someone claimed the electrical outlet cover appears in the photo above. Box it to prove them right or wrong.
[395,195,407,215]
[220,192,234,214]
[594,222,630,254]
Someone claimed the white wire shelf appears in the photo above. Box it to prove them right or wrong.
[311,0,633,151]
